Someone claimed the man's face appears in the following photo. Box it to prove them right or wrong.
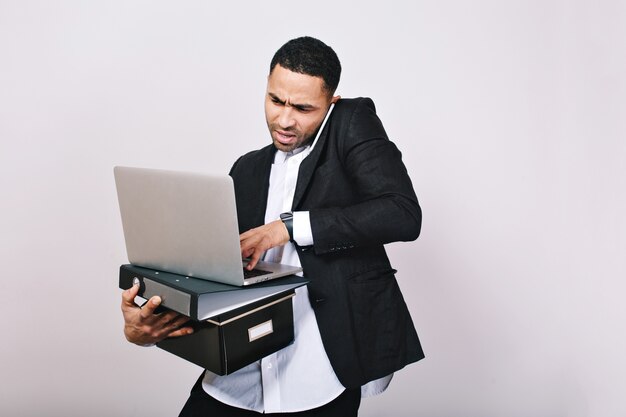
[265,64,339,152]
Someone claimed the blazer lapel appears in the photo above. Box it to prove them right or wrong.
[292,124,330,210]
[235,144,275,230]
[252,145,276,223]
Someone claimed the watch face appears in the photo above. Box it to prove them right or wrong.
[280,212,293,221]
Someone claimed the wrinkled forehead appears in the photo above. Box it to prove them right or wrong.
[267,65,328,104]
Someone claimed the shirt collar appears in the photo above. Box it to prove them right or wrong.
[273,144,311,164]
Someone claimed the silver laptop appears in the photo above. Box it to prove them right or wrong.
[114,166,302,286]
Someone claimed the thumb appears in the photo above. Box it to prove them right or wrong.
[140,296,162,318]
[121,282,140,308]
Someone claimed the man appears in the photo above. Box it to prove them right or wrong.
[121,36,424,416]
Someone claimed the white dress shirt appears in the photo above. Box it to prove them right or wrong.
[201,145,391,412]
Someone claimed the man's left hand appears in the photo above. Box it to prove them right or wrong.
[240,220,290,270]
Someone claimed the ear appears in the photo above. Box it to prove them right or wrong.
[331,95,341,104]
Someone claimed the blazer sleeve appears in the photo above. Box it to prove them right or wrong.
[309,98,421,255]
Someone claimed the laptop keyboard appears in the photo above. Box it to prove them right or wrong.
[243,268,272,279]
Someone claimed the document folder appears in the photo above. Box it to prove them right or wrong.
[119,264,307,320]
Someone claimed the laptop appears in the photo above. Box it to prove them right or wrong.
[114,166,302,286]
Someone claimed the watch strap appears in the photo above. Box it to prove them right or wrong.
[280,211,294,242]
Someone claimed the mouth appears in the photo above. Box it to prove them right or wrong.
[274,130,298,146]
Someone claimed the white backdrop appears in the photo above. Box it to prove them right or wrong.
[1,1,624,416]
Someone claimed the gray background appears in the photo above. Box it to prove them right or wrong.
[1,1,624,416]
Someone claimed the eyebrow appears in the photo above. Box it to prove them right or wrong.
[268,92,317,111]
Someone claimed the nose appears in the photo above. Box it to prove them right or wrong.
[277,106,296,129]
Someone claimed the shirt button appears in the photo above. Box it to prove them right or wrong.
[267,363,272,369]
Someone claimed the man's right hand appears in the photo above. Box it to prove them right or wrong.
[121,283,194,346]
[240,219,290,270]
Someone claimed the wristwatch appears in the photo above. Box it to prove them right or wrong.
[280,211,294,242]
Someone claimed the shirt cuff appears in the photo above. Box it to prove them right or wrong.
[292,211,314,246]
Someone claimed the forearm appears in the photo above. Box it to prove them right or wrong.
[309,194,421,255]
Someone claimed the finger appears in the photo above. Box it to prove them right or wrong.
[247,249,262,270]
[239,231,259,251]
[165,326,194,338]
[168,315,192,329]
[157,312,191,332]
[241,246,254,259]
[239,227,257,241]
[240,234,260,260]
[155,314,191,337]
[239,238,252,254]
[139,296,162,319]
[158,310,180,322]
[148,310,178,328]
[158,315,194,338]
[121,283,140,310]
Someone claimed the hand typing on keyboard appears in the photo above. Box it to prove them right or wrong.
[239,219,290,270]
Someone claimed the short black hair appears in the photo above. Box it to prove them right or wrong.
[270,36,341,95]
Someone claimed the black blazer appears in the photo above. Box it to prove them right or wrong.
[230,97,424,388]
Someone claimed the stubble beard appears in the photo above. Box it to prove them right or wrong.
[269,125,314,153]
